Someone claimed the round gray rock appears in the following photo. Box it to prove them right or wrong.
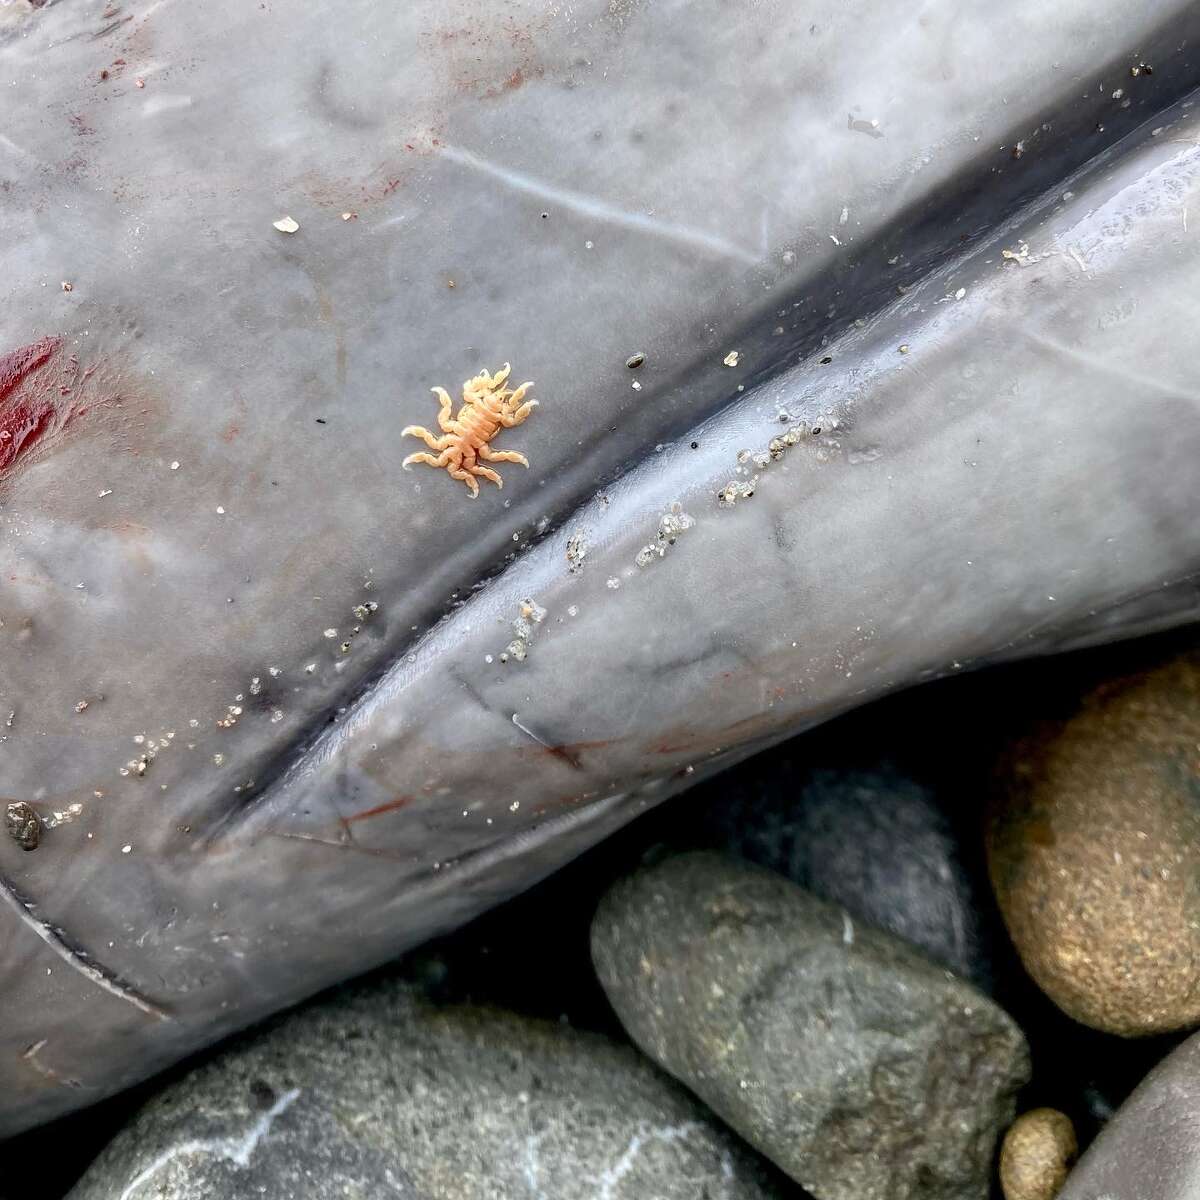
[591,852,1031,1200]
[66,979,795,1200]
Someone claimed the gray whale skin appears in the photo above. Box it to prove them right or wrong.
[1,0,1199,1136]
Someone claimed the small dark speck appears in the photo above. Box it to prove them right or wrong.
[540,212,549,219]
[819,355,833,365]
[315,418,327,424]
[250,1079,278,1110]
[690,441,699,450]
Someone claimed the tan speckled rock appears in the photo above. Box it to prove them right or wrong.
[999,1109,1077,1200]
[987,651,1200,1036]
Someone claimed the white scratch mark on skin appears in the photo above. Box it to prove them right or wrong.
[141,93,193,117]
[0,873,169,1021]
[512,712,551,748]
[117,1088,301,1200]
[1015,324,1200,405]
[134,0,179,19]
[22,1039,85,1090]
[842,911,855,946]
[438,144,761,266]
[0,133,31,159]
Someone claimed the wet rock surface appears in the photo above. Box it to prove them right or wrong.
[591,851,1031,1200]
[1058,1030,1200,1200]
[66,980,796,1200]
[988,650,1200,1036]
[999,1109,1077,1200]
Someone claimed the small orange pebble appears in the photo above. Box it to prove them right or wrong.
[401,364,537,498]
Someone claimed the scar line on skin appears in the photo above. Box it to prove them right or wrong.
[438,144,761,265]
[0,872,169,1021]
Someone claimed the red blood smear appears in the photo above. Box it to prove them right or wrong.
[0,336,62,472]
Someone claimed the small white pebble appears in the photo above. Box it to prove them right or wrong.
[121,844,132,854]
[273,216,300,233]
[723,350,740,367]
[170,461,180,471]
[216,506,225,515]
[98,489,113,498]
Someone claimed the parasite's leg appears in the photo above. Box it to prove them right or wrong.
[401,424,447,450]
[431,387,455,432]
[402,449,453,470]
[479,445,529,468]
[467,463,503,488]
[447,461,480,497]
[500,398,538,428]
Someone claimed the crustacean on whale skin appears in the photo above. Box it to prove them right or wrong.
[401,363,538,497]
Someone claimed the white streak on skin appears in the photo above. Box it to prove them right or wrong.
[0,874,169,1021]
[141,94,193,117]
[1015,324,1200,405]
[511,712,551,748]
[117,1088,301,1200]
[134,0,180,20]
[0,134,31,159]
[438,144,761,266]
[842,911,855,946]
[21,1039,85,1090]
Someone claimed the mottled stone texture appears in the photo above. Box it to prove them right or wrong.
[67,980,794,1200]
[999,1109,1077,1200]
[591,852,1030,1200]
[988,651,1200,1036]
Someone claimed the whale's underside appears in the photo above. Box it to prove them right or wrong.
[1,0,1198,1136]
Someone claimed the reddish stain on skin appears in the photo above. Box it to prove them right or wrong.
[0,336,114,481]
[0,336,63,474]
[345,794,414,824]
